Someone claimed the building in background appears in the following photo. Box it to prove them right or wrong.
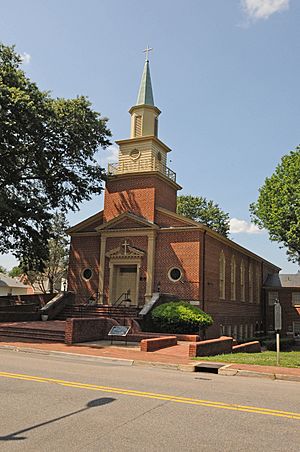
[264,274,300,340]
[0,273,33,297]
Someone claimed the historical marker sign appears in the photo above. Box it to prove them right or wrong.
[274,300,282,331]
[108,326,131,337]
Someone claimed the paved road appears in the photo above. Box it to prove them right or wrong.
[0,349,299,452]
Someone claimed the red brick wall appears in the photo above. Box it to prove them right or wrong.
[203,235,263,304]
[233,341,261,353]
[104,174,177,223]
[202,234,273,339]
[68,235,100,303]
[154,230,202,300]
[155,211,194,228]
[265,288,300,334]
[189,336,233,357]
[65,317,119,344]
[153,177,177,212]
[140,336,177,352]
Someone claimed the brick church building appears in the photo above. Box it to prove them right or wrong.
[67,57,282,338]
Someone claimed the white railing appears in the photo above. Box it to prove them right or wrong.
[108,158,176,182]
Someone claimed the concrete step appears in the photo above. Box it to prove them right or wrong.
[194,362,225,374]
[0,328,65,342]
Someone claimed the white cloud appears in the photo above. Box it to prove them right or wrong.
[20,52,31,64]
[230,218,263,234]
[100,144,119,169]
[241,0,289,21]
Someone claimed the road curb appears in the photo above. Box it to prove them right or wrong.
[1,345,299,380]
[217,363,300,382]
[0,344,197,372]
[0,344,134,366]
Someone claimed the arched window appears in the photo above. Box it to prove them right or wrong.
[249,263,253,303]
[240,260,245,301]
[230,255,236,301]
[219,251,226,300]
[249,324,254,338]
[239,324,243,340]
[256,266,260,303]
[233,325,238,339]
[134,115,142,137]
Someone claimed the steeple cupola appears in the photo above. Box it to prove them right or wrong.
[105,50,181,223]
[129,56,161,139]
[108,49,180,195]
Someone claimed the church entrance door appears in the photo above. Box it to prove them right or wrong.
[114,265,138,305]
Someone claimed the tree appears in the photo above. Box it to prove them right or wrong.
[250,146,300,265]
[0,43,111,270]
[8,266,22,278]
[177,195,230,237]
[0,265,7,274]
[23,212,69,293]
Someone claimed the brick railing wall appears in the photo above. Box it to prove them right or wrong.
[140,336,177,352]
[232,341,261,353]
[65,317,119,344]
[189,336,233,357]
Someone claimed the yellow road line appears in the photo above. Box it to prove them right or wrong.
[1,371,299,420]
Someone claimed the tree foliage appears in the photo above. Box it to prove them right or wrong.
[0,265,7,274]
[24,212,69,293]
[250,146,300,265]
[151,301,213,334]
[0,43,111,270]
[177,195,230,237]
[8,266,22,278]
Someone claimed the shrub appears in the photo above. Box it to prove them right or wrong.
[151,301,213,334]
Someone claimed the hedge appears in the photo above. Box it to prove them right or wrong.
[151,301,213,334]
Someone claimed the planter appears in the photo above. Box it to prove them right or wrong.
[41,314,48,321]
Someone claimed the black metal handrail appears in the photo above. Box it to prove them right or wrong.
[112,291,131,307]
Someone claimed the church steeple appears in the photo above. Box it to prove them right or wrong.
[108,49,180,199]
[106,50,181,223]
[136,59,154,106]
[129,50,160,139]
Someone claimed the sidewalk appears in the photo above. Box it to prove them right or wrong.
[1,338,300,381]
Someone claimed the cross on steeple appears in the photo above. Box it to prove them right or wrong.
[122,239,130,255]
[143,46,153,62]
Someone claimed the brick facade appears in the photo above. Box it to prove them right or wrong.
[104,173,177,223]
[67,65,284,339]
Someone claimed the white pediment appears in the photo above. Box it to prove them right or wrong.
[106,244,145,260]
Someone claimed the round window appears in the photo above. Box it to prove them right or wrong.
[82,268,93,281]
[168,267,182,282]
[130,149,140,160]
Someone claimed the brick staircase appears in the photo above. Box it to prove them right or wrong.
[0,321,65,342]
[55,304,140,323]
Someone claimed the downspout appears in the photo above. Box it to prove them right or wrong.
[201,230,206,312]
[261,261,266,334]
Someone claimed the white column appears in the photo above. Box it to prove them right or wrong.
[145,231,156,303]
[98,235,107,304]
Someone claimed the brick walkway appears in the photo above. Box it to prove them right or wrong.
[0,338,192,365]
[1,337,300,379]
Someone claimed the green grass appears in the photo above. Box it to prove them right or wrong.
[194,351,300,368]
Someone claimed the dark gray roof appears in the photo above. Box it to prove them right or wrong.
[264,273,300,288]
[0,273,29,288]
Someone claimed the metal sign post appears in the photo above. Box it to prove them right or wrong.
[274,299,282,366]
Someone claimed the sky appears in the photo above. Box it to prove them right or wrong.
[0,0,299,273]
